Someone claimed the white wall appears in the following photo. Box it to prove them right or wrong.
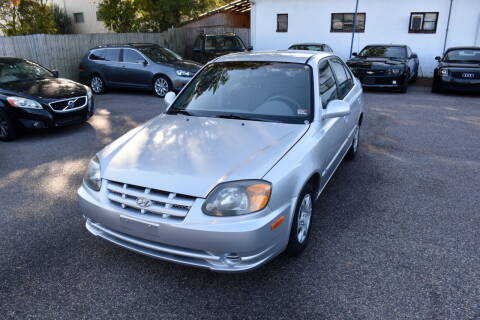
[52,0,110,34]
[251,0,480,77]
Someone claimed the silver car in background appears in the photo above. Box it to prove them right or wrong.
[78,51,364,272]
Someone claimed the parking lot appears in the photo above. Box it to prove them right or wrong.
[1,86,479,319]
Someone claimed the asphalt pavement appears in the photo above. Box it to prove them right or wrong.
[1,86,479,319]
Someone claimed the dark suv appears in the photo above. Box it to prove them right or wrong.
[79,43,202,97]
[191,33,252,64]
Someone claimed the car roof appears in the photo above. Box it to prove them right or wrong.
[445,46,480,51]
[363,44,407,48]
[215,50,332,64]
[90,43,159,50]
[0,57,27,63]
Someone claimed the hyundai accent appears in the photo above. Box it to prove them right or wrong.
[78,51,364,272]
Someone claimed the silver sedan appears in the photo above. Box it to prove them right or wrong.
[78,51,364,272]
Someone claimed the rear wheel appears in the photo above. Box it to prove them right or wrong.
[0,110,18,141]
[90,74,105,94]
[153,76,171,98]
[286,183,315,256]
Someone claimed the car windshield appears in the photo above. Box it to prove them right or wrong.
[137,46,182,63]
[444,49,480,63]
[0,60,54,84]
[359,46,407,59]
[205,36,245,51]
[168,61,313,124]
[289,45,323,51]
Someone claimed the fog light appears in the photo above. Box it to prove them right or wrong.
[392,80,397,85]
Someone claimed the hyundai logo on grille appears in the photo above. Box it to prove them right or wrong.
[136,197,152,208]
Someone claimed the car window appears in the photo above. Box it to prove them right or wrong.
[0,60,54,84]
[89,49,104,61]
[359,46,407,59]
[136,46,182,63]
[444,49,480,62]
[329,59,353,99]
[205,36,245,51]
[123,49,144,63]
[406,47,412,57]
[289,44,323,51]
[103,49,121,62]
[169,61,313,124]
[318,60,338,109]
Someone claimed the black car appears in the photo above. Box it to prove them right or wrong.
[79,43,201,97]
[0,57,94,141]
[288,43,333,53]
[432,47,480,93]
[347,44,419,93]
[191,33,252,64]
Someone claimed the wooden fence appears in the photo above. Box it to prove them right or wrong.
[0,27,250,81]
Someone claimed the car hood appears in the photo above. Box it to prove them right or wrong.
[0,78,87,100]
[347,57,406,69]
[438,61,480,69]
[167,60,202,72]
[99,115,309,198]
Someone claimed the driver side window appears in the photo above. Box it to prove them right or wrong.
[318,60,338,109]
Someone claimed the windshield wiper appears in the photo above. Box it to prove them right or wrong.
[215,114,280,123]
[168,109,193,116]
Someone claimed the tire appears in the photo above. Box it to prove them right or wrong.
[0,110,18,141]
[346,124,360,160]
[431,79,442,93]
[398,81,408,93]
[90,74,105,94]
[286,183,315,256]
[153,76,171,98]
[411,72,418,83]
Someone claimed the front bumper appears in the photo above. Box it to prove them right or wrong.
[171,76,193,92]
[357,74,406,88]
[78,184,291,272]
[436,77,480,92]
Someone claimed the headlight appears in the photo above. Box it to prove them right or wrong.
[176,70,193,77]
[439,68,449,76]
[387,68,401,75]
[86,87,93,99]
[7,97,43,109]
[202,180,272,216]
[83,156,101,191]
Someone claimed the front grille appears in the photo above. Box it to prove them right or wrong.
[106,180,196,221]
[451,71,480,79]
[353,68,386,76]
[361,76,399,85]
[49,96,87,112]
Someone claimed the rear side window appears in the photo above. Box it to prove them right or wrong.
[329,59,353,99]
[89,50,104,60]
[318,60,338,108]
[103,49,121,62]
[123,49,144,63]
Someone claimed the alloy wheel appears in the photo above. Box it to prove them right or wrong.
[297,194,312,244]
[91,76,103,93]
[154,78,169,97]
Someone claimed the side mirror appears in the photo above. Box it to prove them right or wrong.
[352,52,358,57]
[410,53,418,59]
[51,70,59,78]
[247,45,253,51]
[435,56,441,61]
[323,100,351,119]
[164,91,176,106]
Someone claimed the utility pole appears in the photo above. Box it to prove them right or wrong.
[349,0,360,58]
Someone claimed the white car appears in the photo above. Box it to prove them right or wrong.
[78,51,364,272]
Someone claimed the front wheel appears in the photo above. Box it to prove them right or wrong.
[90,75,105,94]
[0,110,18,141]
[153,76,171,98]
[286,183,315,256]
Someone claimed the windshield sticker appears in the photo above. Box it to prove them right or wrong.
[297,109,309,116]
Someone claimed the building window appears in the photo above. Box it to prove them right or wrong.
[277,14,288,32]
[409,12,438,33]
[331,13,365,33]
[73,12,84,24]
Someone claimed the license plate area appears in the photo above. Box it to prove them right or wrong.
[120,215,159,236]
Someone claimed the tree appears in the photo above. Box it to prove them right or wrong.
[97,0,231,33]
[51,3,73,34]
[0,0,58,35]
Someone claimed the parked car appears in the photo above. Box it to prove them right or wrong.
[78,50,364,272]
[289,43,333,53]
[0,57,94,141]
[347,44,419,93]
[191,33,252,64]
[432,47,480,93]
[79,43,202,98]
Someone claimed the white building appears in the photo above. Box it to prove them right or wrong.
[250,0,480,77]
[52,0,110,34]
